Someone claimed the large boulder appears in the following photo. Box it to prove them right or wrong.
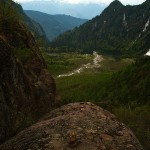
[0,102,144,150]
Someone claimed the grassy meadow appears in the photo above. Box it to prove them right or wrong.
[43,51,149,149]
[43,52,93,76]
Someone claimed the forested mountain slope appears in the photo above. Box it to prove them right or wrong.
[25,10,87,41]
[14,2,49,45]
[51,0,150,56]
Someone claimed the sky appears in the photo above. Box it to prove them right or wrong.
[15,0,146,5]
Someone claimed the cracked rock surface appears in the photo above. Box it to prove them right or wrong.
[0,102,144,150]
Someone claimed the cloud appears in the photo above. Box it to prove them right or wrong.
[18,0,31,1]
[14,0,146,5]
[62,0,145,5]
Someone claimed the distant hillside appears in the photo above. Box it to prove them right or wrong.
[25,10,88,41]
[21,1,106,19]
[14,2,49,45]
[51,0,150,56]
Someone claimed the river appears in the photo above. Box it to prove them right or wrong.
[57,51,104,78]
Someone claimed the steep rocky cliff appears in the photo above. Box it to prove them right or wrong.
[0,19,56,143]
[0,102,144,150]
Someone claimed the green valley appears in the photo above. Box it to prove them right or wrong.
[0,0,149,149]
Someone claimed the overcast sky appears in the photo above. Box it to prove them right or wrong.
[15,0,146,5]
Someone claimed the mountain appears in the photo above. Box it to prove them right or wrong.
[15,2,49,45]
[0,1,147,149]
[0,0,57,143]
[0,103,144,150]
[21,1,106,19]
[51,0,150,56]
[25,10,88,41]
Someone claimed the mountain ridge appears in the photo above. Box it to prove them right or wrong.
[21,1,106,19]
[25,10,87,41]
[18,4,49,45]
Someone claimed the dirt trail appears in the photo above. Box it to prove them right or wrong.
[58,51,104,78]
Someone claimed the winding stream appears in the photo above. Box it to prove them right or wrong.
[57,51,104,78]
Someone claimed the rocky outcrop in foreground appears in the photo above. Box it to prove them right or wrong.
[0,102,144,150]
[0,21,56,143]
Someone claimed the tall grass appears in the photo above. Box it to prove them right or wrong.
[56,73,111,104]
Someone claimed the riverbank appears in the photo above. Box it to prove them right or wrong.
[58,51,104,78]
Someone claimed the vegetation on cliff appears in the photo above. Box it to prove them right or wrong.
[0,0,56,144]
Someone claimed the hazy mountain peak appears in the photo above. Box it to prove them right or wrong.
[109,0,124,7]
[21,1,106,19]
